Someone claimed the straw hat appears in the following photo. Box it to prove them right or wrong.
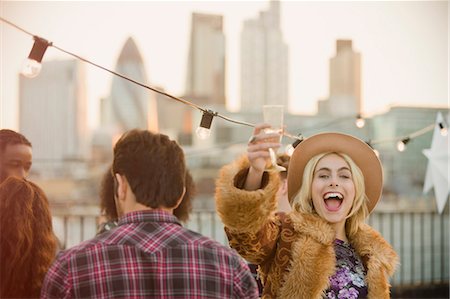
[287,132,383,213]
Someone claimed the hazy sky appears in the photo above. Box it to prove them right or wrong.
[1,1,448,130]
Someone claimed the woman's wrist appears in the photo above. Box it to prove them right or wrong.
[244,166,265,191]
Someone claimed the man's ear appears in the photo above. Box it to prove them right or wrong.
[173,187,186,210]
[115,173,127,201]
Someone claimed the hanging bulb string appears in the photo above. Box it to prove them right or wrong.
[0,17,444,146]
[370,123,435,145]
[0,17,254,128]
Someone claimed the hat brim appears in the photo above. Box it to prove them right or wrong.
[287,132,383,213]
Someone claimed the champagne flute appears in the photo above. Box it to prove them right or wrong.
[262,105,286,172]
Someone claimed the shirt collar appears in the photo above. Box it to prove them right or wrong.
[118,209,181,226]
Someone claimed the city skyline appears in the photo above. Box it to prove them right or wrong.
[240,0,289,110]
[1,1,448,130]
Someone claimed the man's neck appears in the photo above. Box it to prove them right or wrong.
[124,202,174,215]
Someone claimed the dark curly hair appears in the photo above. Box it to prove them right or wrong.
[112,130,186,209]
[0,177,57,298]
[100,165,195,224]
[173,170,195,222]
[99,166,118,221]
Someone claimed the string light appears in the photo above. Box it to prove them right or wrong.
[1,17,446,151]
[285,135,304,156]
[438,122,448,136]
[196,110,215,140]
[21,36,51,78]
[396,137,410,152]
[365,141,380,158]
[285,144,295,156]
[0,17,256,134]
[355,114,365,128]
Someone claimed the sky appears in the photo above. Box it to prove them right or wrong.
[0,1,448,130]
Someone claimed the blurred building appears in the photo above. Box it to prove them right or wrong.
[240,0,289,111]
[318,39,361,117]
[185,12,226,106]
[19,59,89,177]
[93,37,158,162]
[155,86,193,145]
[103,37,158,132]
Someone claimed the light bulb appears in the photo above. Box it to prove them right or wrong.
[21,58,42,78]
[196,110,214,140]
[355,117,365,128]
[20,36,50,78]
[196,126,211,140]
[439,123,448,136]
[285,144,295,156]
[396,140,406,152]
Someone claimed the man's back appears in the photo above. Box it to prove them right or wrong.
[41,210,258,299]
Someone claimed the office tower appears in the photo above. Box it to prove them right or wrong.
[185,12,226,106]
[106,37,158,132]
[318,39,361,117]
[240,0,289,111]
[19,59,88,174]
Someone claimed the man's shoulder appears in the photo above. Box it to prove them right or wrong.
[180,228,239,256]
[56,233,109,260]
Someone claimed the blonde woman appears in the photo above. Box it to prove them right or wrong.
[216,124,398,299]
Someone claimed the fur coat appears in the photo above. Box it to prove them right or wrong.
[215,156,399,299]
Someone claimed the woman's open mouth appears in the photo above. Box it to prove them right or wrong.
[324,192,343,212]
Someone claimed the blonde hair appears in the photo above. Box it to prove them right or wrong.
[292,152,369,237]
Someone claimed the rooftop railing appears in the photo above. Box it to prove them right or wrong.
[52,207,449,292]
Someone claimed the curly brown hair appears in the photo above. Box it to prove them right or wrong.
[0,177,57,298]
[173,170,195,222]
[113,130,186,209]
[99,166,118,221]
[99,165,196,223]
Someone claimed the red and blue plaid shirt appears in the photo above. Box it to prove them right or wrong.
[41,210,258,299]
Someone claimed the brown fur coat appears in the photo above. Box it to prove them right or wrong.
[215,157,399,299]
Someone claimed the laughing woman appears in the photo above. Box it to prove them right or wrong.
[215,124,398,299]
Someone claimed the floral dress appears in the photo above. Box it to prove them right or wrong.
[324,239,368,299]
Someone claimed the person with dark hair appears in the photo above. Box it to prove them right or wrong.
[41,129,258,298]
[216,124,398,298]
[97,165,196,234]
[0,129,32,183]
[96,166,119,234]
[0,177,57,298]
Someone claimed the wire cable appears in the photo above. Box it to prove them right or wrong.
[0,16,443,146]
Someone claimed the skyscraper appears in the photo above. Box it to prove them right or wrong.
[105,37,158,132]
[185,12,226,106]
[240,0,289,111]
[19,59,88,173]
[318,39,361,117]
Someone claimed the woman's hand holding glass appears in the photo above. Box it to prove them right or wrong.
[245,124,282,190]
[262,105,286,172]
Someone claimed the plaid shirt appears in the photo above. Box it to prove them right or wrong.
[41,210,258,299]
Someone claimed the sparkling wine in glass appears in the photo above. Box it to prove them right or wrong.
[262,105,286,172]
